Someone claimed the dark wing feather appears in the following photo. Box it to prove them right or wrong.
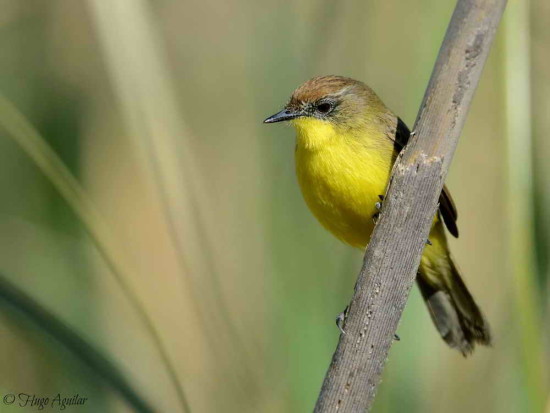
[394,118,459,238]
[439,185,459,237]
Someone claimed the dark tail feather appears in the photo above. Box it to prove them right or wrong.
[417,258,491,356]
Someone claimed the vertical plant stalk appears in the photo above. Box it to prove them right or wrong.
[503,0,548,410]
[530,1,550,408]
[0,94,191,413]
[314,0,507,411]
[86,0,261,396]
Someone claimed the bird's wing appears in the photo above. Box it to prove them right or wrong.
[439,184,459,237]
[393,117,459,238]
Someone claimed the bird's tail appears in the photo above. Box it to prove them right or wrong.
[417,257,491,356]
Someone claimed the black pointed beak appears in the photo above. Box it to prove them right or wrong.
[263,108,301,124]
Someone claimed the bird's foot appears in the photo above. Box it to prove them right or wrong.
[373,195,384,224]
[336,305,349,334]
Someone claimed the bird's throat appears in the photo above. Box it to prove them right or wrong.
[292,117,339,151]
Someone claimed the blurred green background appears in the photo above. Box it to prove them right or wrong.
[0,0,548,412]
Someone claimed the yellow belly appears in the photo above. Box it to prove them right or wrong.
[295,137,394,248]
[292,117,451,290]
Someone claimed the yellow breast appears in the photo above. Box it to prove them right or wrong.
[293,117,395,248]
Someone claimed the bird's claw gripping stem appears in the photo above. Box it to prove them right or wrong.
[373,195,384,224]
[336,305,349,334]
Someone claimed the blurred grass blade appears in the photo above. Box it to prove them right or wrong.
[0,93,190,412]
[86,0,260,392]
[85,0,210,287]
[504,1,548,410]
[305,0,340,72]
[0,272,153,413]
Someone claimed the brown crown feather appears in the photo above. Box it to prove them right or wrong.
[286,75,389,126]
[288,75,366,106]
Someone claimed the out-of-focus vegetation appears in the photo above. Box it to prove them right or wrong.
[0,1,548,412]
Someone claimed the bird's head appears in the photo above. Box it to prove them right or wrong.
[264,75,390,133]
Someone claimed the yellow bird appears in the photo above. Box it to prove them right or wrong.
[264,75,490,355]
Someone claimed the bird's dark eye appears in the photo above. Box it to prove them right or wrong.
[316,102,332,114]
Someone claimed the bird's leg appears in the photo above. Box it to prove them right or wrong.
[336,305,349,334]
[372,194,384,224]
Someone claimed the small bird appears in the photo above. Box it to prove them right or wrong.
[264,75,490,355]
